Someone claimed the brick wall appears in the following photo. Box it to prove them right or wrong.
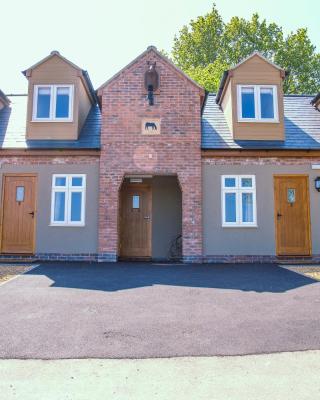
[203,156,320,165]
[0,155,99,166]
[98,48,204,261]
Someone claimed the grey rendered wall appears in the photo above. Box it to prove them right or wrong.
[0,163,99,254]
[152,176,182,259]
[202,163,320,256]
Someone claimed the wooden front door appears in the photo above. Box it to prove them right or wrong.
[1,175,37,254]
[119,184,151,258]
[274,175,311,256]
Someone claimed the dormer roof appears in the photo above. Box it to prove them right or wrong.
[202,93,320,150]
[231,52,284,73]
[216,52,286,104]
[0,94,100,149]
[22,51,98,104]
[22,50,82,76]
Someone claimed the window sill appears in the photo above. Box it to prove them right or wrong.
[222,224,258,228]
[49,224,85,227]
[237,119,279,124]
[31,118,73,123]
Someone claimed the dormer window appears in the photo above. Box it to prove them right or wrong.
[32,84,74,121]
[237,85,278,123]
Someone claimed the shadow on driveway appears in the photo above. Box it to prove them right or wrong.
[0,262,319,359]
[25,261,317,293]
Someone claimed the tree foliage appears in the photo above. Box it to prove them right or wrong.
[171,4,320,94]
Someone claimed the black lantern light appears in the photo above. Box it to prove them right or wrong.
[315,177,320,192]
[144,62,159,106]
[147,84,154,106]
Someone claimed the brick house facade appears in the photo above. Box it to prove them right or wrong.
[0,49,320,263]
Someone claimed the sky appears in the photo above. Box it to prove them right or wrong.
[1,0,319,93]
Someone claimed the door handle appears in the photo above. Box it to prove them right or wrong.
[144,216,150,220]
[277,212,282,220]
[28,211,35,218]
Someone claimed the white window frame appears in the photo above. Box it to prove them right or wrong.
[221,175,257,227]
[50,174,86,226]
[237,85,278,123]
[32,84,74,122]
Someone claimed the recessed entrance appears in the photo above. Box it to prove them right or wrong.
[119,183,152,259]
[119,176,182,260]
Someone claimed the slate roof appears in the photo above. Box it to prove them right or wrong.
[202,93,320,150]
[0,95,101,149]
[2,91,319,151]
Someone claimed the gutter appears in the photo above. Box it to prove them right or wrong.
[0,89,11,106]
[215,70,229,105]
[201,91,209,115]
[82,70,99,105]
[311,93,320,106]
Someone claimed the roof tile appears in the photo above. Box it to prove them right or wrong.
[0,95,100,149]
[202,93,320,150]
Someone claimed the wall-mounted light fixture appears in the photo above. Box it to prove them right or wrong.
[144,62,159,106]
[147,84,154,106]
[315,177,320,192]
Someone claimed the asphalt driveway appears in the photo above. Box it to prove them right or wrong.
[0,262,319,359]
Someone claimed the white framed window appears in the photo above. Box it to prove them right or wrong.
[33,84,74,121]
[221,175,257,227]
[51,174,86,226]
[237,85,278,122]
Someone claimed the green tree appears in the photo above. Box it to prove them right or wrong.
[170,4,320,94]
[172,5,224,70]
[275,29,320,94]
[184,60,228,93]
[220,14,283,65]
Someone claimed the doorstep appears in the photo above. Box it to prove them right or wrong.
[0,254,38,263]
[276,256,316,265]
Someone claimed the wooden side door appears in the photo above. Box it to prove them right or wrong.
[119,184,151,258]
[274,175,311,256]
[1,175,37,254]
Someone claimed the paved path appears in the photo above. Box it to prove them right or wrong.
[0,262,319,358]
[1,351,320,399]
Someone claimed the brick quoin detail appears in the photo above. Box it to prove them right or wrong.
[98,49,204,261]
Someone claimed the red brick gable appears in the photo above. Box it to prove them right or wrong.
[97,46,204,95]
[98,47,204,261]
